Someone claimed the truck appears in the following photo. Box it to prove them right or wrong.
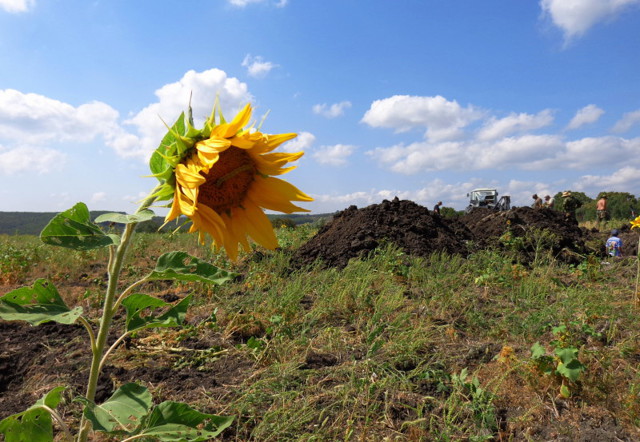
[465,188,511,213]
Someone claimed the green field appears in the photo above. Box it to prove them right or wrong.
[1,223,639,440]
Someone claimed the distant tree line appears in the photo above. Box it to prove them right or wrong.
[0,211,332,236]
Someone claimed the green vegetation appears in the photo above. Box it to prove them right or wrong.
[0,211,331,235]
[0,221,639,440]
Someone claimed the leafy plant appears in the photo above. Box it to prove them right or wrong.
[0,199,236,441]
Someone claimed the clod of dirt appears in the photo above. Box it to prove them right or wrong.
[293,198,473,269]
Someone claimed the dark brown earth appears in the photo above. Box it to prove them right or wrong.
[294,197,628,269]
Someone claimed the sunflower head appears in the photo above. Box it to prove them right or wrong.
[150,102,313,260]
[631,215,640,229]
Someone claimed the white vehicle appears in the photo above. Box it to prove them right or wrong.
[465,188,511,213]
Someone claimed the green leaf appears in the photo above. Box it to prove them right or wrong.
[94,210,155,225]
[555,347,586,382]
[0,386,66,442]
[150,112,186,180]
[40,202,116,250]
[137,401,233,441]
[122,293,191,332]
[147,251,236,285]
[530,342,547,359]
[0,279,83,325]
[78,383,152,435]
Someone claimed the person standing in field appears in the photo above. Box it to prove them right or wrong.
[433,201,442,216]
[561,191,581,223]
[544,195,554,209]
[532,194,543,209]
[606,229,622,257]
[596,194,608,227]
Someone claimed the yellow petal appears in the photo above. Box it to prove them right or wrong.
[176,164,205,188]
[231,202,279,251]
[213,103,252,138]
[247,177,311,213]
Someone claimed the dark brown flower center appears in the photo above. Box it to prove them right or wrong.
[198,147,255,213]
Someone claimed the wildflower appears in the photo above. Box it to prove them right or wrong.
[151,102,312,260]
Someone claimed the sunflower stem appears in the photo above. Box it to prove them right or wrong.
[76,186,160,442]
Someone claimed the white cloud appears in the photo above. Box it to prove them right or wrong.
[0,89,120,145]
[280,131,315,153]
[312,144,356,166]
[241,54,277,78]
[477,109,554,141]
[0,0,34,13]
[367,134,564,174]
[90,192,107,204]
[361,95,483,142]
[566,104,604,130]
[612,109,640,133]
[559,136,640,169]
[540,0,640,41]
[574,166,640,192]
[121,68,253,160]
[0,145,66,175]
[312,101,352,118]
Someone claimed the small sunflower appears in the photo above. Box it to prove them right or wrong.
[150,102,312,260]
[631,215,640,230]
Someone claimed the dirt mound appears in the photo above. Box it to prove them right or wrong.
[461,206,592,264]
[294,201,600,269]
[293,197,473,269]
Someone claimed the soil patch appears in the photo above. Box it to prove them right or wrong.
[294,199,633,268]
[293,197,473,269]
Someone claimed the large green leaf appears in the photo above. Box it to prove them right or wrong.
[94,209,155,225]
[137,401,233,441]
[78,383,152,435]
[40,202,117,250]
[0,279,83,325]
[147,251,236,285]
[555,347,586,382]
[122,293,191,332]
[0,386,66,442]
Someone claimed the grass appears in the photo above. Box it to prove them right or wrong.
[1,223,640,440]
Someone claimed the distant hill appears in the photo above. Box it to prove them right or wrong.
[0,211,333,236]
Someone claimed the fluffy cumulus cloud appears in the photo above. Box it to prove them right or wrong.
[0,89,118,174]
[121,68,253,160]
[0,145,66,174]
[574,166,640,191]
[365,93,640,178]
[361,95,483,142]
[279,131,315,153]
[612,109,640,133]
[241,55,277,78]
[312,101,352,119]
[566,104,604,130]
[477,110,554,141]
[540,0,640,41]
[312,144,356,166]
[0,0,34,13]
[0,68,254,174]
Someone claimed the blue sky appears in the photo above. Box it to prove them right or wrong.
[1,0,639,215]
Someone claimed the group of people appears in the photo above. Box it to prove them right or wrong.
[531,191,584,222]
[531,194,555,209]
[531,192,622,257]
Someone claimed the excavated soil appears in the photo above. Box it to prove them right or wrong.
[294,198,632,268]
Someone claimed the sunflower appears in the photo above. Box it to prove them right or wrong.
[631,215,640,230]
[151,102,312,260]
